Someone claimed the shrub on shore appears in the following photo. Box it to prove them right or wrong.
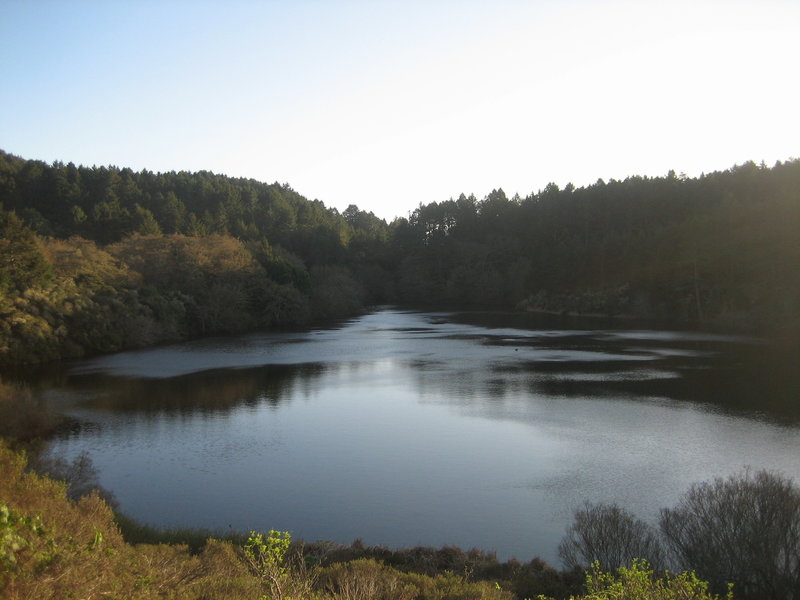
[558,470,800,600]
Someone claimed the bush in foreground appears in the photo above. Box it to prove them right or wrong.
[0,442,261,599]
[559,469,800,600]
[660,469,800,600]
[538,559,731,600]
[558,503,665,572]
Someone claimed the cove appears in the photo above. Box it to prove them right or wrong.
[28,308,800,565]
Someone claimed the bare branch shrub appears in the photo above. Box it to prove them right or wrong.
[29,450,116,506]
[558,502,665,571]
[659,468,800,600]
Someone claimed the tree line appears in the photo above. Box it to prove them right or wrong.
[0,150,391,364]
[393,162,799,337]
[2,149,799,364]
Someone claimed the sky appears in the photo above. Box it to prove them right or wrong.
[1,0,798,221]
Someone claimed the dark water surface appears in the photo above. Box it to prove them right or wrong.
[22,309,800,564]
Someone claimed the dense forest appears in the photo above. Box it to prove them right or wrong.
[1,149,798,364]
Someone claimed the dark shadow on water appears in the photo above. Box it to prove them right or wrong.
[448,309,709,333]
[431,312,800,426]
[45,362,329,421]
[7,308,800,430]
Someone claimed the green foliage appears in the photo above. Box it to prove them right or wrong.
[245,530,292,576]
[0,504,29,571]
[0,229,329,364]
[567,559,732,600]
[310,265,365,320]
[0,149,386,364]
[0,504,53,585]
[244,529,301,600]
[132,203,162,236]
[0,150,388,261]
[395,160,800,334]
[0,207,52,293]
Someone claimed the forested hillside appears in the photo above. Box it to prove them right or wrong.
[1,149,798,364]
[0,150,392,363]
[394,162,800,334]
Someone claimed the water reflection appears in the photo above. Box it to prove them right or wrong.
[16,308,800,564]
[63,363,328,415]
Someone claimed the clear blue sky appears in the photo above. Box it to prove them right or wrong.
[1,0,798,220]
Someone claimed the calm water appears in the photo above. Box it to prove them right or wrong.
[22,308,800,564]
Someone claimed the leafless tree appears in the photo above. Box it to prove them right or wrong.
[660,468,800,600]
[558,502,665,571]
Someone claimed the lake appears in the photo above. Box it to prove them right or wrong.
[20,308,800,565]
